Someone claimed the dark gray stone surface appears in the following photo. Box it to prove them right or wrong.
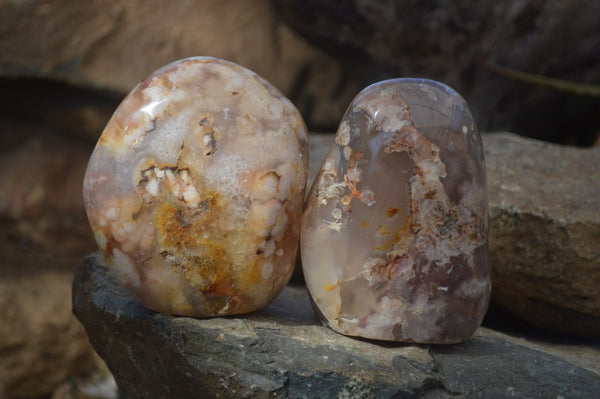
[73,253,600,399]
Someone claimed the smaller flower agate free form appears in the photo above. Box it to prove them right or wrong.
[301,79,490,343]
[83,57,308,317]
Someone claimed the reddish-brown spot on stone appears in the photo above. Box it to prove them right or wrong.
[386,207,400,218]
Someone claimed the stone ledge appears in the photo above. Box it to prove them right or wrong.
[73,253,600,398]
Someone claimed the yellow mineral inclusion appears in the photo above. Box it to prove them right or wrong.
[83,57,309,317]
[377,224,391,236]
[324,282,339,291]
[341,195,352,206]
[373,215,413,253]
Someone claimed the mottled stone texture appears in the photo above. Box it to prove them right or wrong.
[486,133,600,336]
[308,132,600,336]
[83,57,308,317]
[72,254,600,399]
[302,79,490,343]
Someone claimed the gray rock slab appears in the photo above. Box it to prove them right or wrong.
[73,254,600,399]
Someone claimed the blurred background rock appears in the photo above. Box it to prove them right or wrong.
[273,0,600,146]
[0,0,598,398]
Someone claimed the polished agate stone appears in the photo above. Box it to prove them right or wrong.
[83,57,308,317]
[301,79,490,343]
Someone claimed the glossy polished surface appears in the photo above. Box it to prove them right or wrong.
[301,79,489,343]
[83,57,308,316]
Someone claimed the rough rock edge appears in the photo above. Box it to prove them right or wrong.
[484,132,600,334]
[73,253,600,399]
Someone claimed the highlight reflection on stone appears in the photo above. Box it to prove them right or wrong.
[301,79,490,343]
[83,57,308,317]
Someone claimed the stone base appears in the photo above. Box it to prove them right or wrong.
[73,253,600,398]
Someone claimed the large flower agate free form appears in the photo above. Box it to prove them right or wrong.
[83,57,308,316]
[301,79,490,343]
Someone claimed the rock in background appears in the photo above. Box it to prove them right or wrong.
[0,263,96,399]
[0,0,359,130]
[272,0,600,146]
[0,119,99,399]
[485,133,600,336]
